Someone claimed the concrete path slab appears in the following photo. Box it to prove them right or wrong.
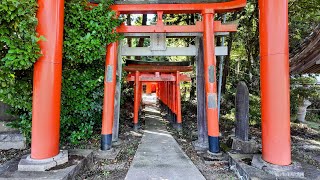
[125,105,205,180]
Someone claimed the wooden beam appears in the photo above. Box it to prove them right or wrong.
[123,32,229,38]
[121,46,228,56]
[110,0,247,14]
[127,73,191,82]
[121,46,197,56]
[124,65,193,72]
[117,21,238,33]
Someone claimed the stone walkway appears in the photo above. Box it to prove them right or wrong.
[125,103,205,180]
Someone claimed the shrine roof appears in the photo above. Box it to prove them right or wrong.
[290,24,320,74]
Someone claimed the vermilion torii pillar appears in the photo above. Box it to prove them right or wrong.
[259,0,291,165]
[133,71,141,131]
[176,71,182,129]
[203,10,220,154]
[101,42,118,150]
[31,0,65,160]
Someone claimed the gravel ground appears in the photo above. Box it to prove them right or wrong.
[0,149,30,165]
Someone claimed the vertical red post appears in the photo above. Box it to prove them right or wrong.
[167,82,170,119]
[203,10,220,153]
[133,71,141,131]
[169,82,173,120]
[259,0,291,165]
[172,79,176,123]
[101,42,118,150]
[31,0,65,159]
[176,71,182,130]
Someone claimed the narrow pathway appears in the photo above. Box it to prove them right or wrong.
[125,100,205,180]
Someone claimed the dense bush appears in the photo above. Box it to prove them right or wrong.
[0,0,40,141]
[61,0,122,145]
[0,0,122,145]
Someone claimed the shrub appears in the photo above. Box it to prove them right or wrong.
[0,0,123,145]
[0,0,40,140]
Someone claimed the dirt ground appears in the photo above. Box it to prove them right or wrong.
[75,102,143,180]
[166,101,238,180]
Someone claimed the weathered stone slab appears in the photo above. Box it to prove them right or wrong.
[252,155,304,178]
[0,133,26,150]
[18,150,69,172]
[0,122,15,133]
[93,148,121,160]
[228,152,320,180]
[0,149,93,180]
[228,153,275,180]
[231,137,259,154]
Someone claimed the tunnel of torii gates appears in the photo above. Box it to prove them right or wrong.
[125,60,193,131]
[30,0,291,168]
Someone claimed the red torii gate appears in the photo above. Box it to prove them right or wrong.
[125,61,192,130]
[27,0,291,171]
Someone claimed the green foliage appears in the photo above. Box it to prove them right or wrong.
[223,0,320,125]
[0,0,39,110]
[0,0,39,140]
[64,0,122,65]
[289,0,320,49]
[0,0,41,70]
[60,0,122,145]
[1,0,123,145]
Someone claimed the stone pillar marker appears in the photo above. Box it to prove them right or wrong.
[231,81,258,154]
[235,81,249,141]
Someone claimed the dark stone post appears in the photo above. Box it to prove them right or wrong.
[235,81,249,141]
[232,81,258,154]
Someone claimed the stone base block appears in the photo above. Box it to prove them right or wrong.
[0,122,16,132]
[18,150,68,171]
[203,152,229,166]
[0,132,26,150]
[231,137,259,154]
[0,149,93,180]
[112,139,123,147]
[228,152,276,180]
[252,155,305,178]
[192,140,208,151]
[93,148,121,160]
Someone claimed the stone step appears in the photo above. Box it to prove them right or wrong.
[0,121,15,132]
[0,132,26,150]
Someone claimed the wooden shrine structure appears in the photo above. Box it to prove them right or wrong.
[290,24,320,74]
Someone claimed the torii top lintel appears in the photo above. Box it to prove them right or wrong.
[111,0,246,14]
